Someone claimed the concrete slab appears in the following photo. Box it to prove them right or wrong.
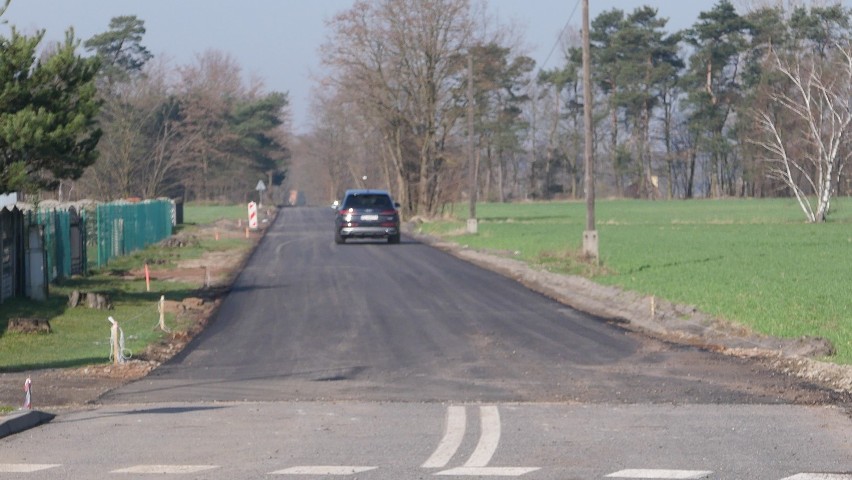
[0,410,55,439]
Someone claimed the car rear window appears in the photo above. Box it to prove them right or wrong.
[344,194,393,209]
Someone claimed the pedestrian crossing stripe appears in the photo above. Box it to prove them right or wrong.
[270,466,378,475]
[111,465,219,474]
[0,464,60,473]
[435,466,541,476]
[607,470,713,479]
[781,475,852,480]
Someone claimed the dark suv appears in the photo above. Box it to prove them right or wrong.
[334,189,401,244]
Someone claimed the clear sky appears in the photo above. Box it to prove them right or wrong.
[2,1,841,132]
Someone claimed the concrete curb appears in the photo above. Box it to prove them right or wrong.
[0,410,56,439]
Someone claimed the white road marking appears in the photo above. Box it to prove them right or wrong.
[607,469,713,479]
[111,465,219,474]
[422,405,467,468]
[270,466,378,475]
[464,406,501,468]
[781,475,852,480]
[436,466,541,476]
[0,464,60,473]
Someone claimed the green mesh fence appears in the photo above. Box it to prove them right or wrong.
[96,200,173,267]
[24,200,173,280]
[28,209,68,281]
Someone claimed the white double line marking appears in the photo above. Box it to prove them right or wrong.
[422,406,468,469]
[464,406,501,468]
[423,406,539,477]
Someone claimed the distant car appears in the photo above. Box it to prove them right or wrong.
[334,189,401,244]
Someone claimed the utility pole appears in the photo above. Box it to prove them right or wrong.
[581,0,598,261]
[467,54,478,234]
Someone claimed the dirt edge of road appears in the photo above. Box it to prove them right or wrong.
[1,213,849,411]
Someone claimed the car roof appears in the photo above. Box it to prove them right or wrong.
[344,189,392,196]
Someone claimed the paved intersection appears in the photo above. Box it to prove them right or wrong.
[1,403,849,479]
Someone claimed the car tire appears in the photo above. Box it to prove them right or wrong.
[388,234,400,244]
[335,232,345,244]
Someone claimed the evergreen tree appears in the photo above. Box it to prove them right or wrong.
[0,28,101,192]
[683,0,752,197]
[84,15,152,87]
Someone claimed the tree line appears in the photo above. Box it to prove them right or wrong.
[304,0,852,222]
[0,4,290,203]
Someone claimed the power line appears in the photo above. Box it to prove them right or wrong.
[540,0,582,70]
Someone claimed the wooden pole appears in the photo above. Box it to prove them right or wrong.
[582,0,598,261]
[467,54,478,234]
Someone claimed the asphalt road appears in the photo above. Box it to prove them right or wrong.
[2,207,851,479]
[102,207,841,405]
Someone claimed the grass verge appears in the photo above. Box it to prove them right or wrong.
[0,203,258,372]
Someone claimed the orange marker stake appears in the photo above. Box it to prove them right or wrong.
[144,264,151,292]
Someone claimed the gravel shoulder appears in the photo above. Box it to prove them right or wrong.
[1,216,849,412]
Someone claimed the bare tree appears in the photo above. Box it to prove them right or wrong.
[138,59,195,199]
[176,50,243,201]
[307,87,385,200]
[80,58,200,200]
[321,0,478,215]
[751,41,852,222]
[86,80,145,199]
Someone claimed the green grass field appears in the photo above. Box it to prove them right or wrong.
[0,204,254,372]
[419,198,852,364]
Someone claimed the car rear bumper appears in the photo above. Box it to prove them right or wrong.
[340,226,399,238]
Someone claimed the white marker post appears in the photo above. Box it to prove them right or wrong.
[157,295,170,332]
[22,377,32,410]
[108,316,126,365]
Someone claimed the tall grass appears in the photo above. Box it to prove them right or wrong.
[420,198,852,364]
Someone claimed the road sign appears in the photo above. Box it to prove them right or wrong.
[248,202,258,229]
[256,180,267,207]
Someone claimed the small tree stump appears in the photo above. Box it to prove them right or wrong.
[85,292,112,310]
[8,317,52,334]
[68,290,82,308]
